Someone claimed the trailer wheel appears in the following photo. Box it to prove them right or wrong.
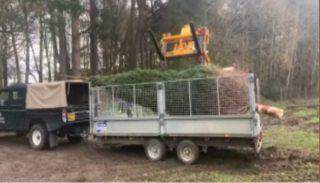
[176,140,199,165]
[28,124,48,150]
[145,139,166,161]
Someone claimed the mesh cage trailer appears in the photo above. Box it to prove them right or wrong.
[89,74,262,164]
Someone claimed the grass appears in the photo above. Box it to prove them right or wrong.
[293,108,318,119]
[264,100,288,109]
[151,99,319,181]
[306,116,319,124]
[263,125,319,151]
[142,120,319,182]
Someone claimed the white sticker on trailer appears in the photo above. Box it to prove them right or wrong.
[95,122,107,133]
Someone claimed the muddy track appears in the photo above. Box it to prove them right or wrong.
[0,133,317,181]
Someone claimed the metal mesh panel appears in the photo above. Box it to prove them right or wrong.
[92,87,113,119]
[165,81,190,115]
[134,84,158,117]
[218,76,249,115]
[113,85,134,118]
[164,76,250,116]
[92,83,158,119]
[91,75,251,119]
[190,78,219,115]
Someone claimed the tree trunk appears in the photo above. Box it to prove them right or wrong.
[57,10,69,80]
[44,27,52,81]
[38,15,44,82]
[102,41,109,74]
[1,25,8,87]
[30,41,39,83]
[48,4,59,81]
[2,51,7,87]
[10,29,21,83]
[23,4,30,83]
[71,4,81,77]
[89,0,99,75]
[126,0,137,70]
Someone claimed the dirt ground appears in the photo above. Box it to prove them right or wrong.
[0,104,318,181]
[0,135,317,182]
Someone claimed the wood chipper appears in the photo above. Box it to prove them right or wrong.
[149,23,211,67]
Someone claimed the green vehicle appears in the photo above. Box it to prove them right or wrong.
[0,81,89,150]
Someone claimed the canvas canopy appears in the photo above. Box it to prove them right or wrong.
[26,80,86,109]
[26,81,67,109]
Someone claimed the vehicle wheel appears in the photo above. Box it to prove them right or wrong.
[28,124,48,150]
[176,140,199,165]
[144,139,166,161]
[67,135,82,144]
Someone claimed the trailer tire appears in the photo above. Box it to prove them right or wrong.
[145,139,166,161]
[176,140,199,165]
[28,124,48,150]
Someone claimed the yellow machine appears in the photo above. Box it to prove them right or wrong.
[149,23,211,67]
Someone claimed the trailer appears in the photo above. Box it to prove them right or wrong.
[89,74,262,164]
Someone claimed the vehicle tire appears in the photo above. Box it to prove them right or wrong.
[176,140,199,165]
[28,124,48,150]
[144,139,166,161]
[67,135,82,144]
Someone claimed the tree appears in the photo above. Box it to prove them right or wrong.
[70,0,82,77]
[44,25,52,81]
[0,0,317,99]
[38,12,44,82]
[57,8,69,79]
[22,2,30,83]
[6,4,22,83]
[126,0,138,70]
[89,0,99,75]
[47,2,59,80]
[0,24,8,87]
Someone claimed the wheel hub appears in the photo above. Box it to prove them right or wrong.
[148,144,160,159]
[181,147,193,161]
[32,130,42,146]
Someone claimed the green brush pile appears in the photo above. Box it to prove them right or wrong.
[90,65,220,86]
[91,65,249,115]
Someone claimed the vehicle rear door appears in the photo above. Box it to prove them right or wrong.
[0,90,11,131]
[7,89,27,131]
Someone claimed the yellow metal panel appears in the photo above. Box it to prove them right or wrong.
[160,24,212,65]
